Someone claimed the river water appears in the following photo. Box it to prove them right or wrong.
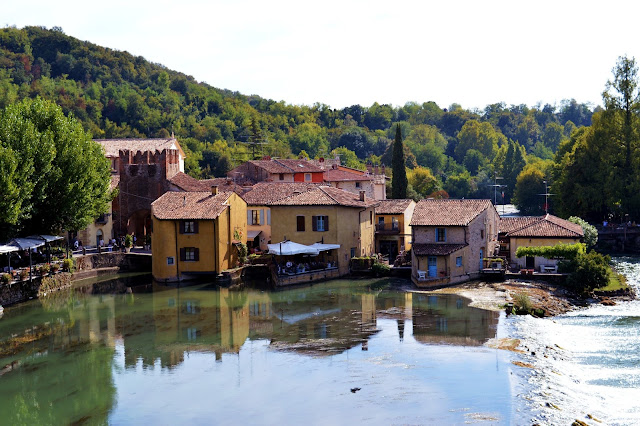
[510,257,640,425]
[0,277,513,425]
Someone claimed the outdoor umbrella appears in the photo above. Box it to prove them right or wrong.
[267,241,319,256]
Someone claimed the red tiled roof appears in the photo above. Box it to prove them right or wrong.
[324,168,373,182]
[241,182,322,206]
[247,160,292,174]
[504,214,584,238]
[275,159,324,173]
[375,199,414,215]
[410,199,494,226]
[152,191,233,220]
[169,172,212,192]
[268,186,378,208]
[499,217,540,234]
[413,243,468,256]
[96,138,184,157]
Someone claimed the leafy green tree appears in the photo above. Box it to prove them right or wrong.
[444,171,472,199]
[407,167,440,199]
[568,216,598,248]
[463,149,487,175]
[391,124,408,199]
[454,120,502,162]
[289,122,328,158]
[513,165,546,215]
[404,124,447,174]
[330,147,364,170]
[0,97,112,238]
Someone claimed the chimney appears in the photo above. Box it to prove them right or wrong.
[359,190,366,202]
[374,165,379,175]
[212,185,218,195]
[319,157,324,163]
[226,177,232,184]
[381,165,386,176]
[366,162,373,173]
[332,163,338,170]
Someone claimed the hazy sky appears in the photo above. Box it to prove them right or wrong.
[5,0,639,110]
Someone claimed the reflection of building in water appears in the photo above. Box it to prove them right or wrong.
[254,288,380,356]
[149,285,250,367]
[411,293,499,346]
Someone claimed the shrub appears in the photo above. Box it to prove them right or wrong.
[568,216,598,248]
[372,262,391,277]
[124,234,133,248]
[565,251,611,293]
[236,243,248,265]
[513,292,532,314]
[1,273,11,284]
[51,263,60,273]
[39,264,51,275]
[516,242,586,260]
[62,258,75,272]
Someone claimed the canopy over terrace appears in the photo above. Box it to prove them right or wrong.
[267,241,319,256]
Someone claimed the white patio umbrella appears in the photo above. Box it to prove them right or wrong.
[267,241,319,256]
[309,243,341,251]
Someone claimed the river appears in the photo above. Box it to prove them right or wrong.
[509,256,640,425]
[0,277,514,425]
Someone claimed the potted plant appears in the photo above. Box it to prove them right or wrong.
[62,258,74,272]
[39,264,50,276]
[51,263,60,273]
[1,273,11,284]
[19,269,29,281]
[124,234,133,253]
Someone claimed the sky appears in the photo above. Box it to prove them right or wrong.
[4,0,640,111]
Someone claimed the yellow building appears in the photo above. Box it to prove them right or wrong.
[267,186,378,276]
[374,199,416,262]
[499,214,584,271]
[410,199,499,287]
[151,188,247,282]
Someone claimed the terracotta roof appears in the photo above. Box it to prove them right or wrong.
[410,199,494,226]
[152,191,233,220]
[503,214,584,238]
[275,159,324,173]
[96,138,184,157]
[246,160,292,174]
[268,186,378,208]
[241,182,322,205]
[376,199,414,215]
[499,217,540,234]
[168,172,212,192]
[413,243,468,256]
[324,168,373,182]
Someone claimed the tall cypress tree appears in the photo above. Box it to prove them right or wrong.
[391,124,408,199]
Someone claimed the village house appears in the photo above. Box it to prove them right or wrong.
[267,186,378,277]
[150,187,247,282]
[410,199,499,287]
[499,214,584,272]
[374,199,416,263]
[309,157,388,200]
[227,158,324,184]
[240,182,321,251]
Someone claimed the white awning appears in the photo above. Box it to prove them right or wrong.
[9,238,46,250]
[0,245,19,254]
[267,241,319,256]
[309,243,341,251]
[27,235,64,243]
[247,230,262,239]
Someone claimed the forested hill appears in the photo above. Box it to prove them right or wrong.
[0,26,596,206]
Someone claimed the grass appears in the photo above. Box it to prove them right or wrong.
[595,268,629,292]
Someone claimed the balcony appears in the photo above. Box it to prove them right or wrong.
[375,223,400,234]
[95,213,109,225]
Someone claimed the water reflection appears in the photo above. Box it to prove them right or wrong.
[0,276,501,424]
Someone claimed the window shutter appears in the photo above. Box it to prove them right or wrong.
[194,248,200,261]
[312,216,317,231]
[193,221,199,234]
[297,216,305,232]
[260,210,264,225]
[324,216,329,231]
[179,221,185,234]
[180,248,186,261]
[247,210,252,225]
[267,209,271,225]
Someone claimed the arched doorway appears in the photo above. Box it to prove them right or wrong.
[126,209,151,240]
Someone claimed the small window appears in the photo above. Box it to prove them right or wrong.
[456,256,462,267]
[316,215,326,231]
[312,215,329,232]
[180,247,199,262]
[182,220,197,234]
[355,182,361,188]
[279,173,284,181]
[350,247,356,258]
[297,216,305,232]
[167,257,174,265]
[436,228,446,242]
[305,173,312,182]
[480,229,485,239]
[251,210,260,225]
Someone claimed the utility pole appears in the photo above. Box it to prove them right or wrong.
[489,172,506,213]
[538,180,554,214]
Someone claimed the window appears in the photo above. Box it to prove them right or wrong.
[180,247,199,262]
[313,215,328,232]
[355,182,361,188]
[456,256,462,267]
[297,216,305,232]
[279,173,284,181]
[350,247,356,258]
[480,229,485,239]
[181,220,198,234]
[392,217,399,230]
[305,173,312,182]
[167,257,174,265]
[436,228,446,242]
[251,210,260,225]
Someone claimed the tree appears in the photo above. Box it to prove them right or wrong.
[0,97,112,238]
[568,216,598,248]
[454,120,502,162]
[391,124,408,199]
[512,165,545,215]
[407,167,440,199]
